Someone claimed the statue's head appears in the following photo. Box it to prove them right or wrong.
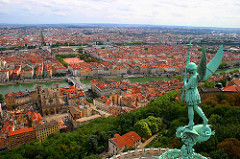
[186,62,197,72]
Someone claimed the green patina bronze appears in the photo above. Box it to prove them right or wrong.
[155,42,224,159]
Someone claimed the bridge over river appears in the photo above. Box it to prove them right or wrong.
[67,76,88,91]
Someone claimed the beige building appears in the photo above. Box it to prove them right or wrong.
[46,69,52,77]
[68,105,111,129]
[36,84,64,116]
[35,65,43,78]
[20,64,34,79]
[0,70,9,82]
[35,120,60,142]
[5,90,38,107]
[5,84,85,117]
[93,97,113,112]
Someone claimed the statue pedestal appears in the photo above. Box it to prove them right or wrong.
[154,124,214,159]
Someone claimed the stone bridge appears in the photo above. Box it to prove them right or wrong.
[67,76,88,91]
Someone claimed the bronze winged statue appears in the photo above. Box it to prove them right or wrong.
[182,43,224,129]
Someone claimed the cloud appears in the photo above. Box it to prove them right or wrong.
[0,0,239,28]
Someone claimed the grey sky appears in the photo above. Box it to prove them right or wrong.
[0,0,239,28]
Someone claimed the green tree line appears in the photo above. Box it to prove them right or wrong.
[198,48,217,54]
[76,48,100,63]
[51,42,88,48]
[115,42,159,46]
[40,31,46,46]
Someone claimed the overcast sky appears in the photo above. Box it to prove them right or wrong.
[0,0,239,28]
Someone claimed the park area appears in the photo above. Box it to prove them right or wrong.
[63,57,84,64]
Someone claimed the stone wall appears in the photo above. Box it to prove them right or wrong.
[110,148,168,159]
[110,148,209,159]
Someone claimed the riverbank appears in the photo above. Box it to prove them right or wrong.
[216,66,240,74]
[0,77,66,86]
[0,76,173,96]
[0,81,70,96]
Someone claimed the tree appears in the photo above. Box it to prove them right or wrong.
[233,62,240,67]
[96,41,103,45]
[87,135,99,154]
[146,116,162,134]
[216,78,227,87]
[204,81,216,88]
[209,149,229,159]
[134,120,152,138]
[77,47,83,53]
[209,114,223,125]
[219,62,230,69]
[0,94,4,101]
[174,75,183,81]
[217,138,240,159]
[224,107,240,125]
[40,31,46,46]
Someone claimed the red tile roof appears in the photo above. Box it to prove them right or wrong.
[8,127,34,136]
[232,79,240,86]
[110,131,141,149]
[223,85,240,92]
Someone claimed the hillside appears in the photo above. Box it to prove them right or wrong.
[0,91,239,159]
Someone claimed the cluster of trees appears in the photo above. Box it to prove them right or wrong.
[77,47,83,53]
[134,116,162,139]
[0,46,25,51]
[0,45,36,51]
[87,131,116,154]
[0,93,4,101]
[219,62,231,69]
[76,47,100,63]
[233,62,240,67]
[193,41,239,45]
[95,41,103,45]
[53,73,67,77]
[79,53,100,63]
[55,54,77,68]
[198,48,217,54]
[27,45,36,49]
[203,81,217,88]
[40,31,46,46]
[0,91,239,159]
[51,42,88,48]
[87,89,99,99]
[198,78,228,88]
[114,42,158,46]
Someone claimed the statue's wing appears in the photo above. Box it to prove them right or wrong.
[197,47,207,82]
[202,45,224,81]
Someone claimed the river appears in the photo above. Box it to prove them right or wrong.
[0,76,172,96]
[0,81,70,96]
[1,67,238,96]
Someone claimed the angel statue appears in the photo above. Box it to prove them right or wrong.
[154,42,224,159]
[182,41,224,129]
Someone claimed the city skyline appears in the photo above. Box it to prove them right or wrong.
[0,0,240,28]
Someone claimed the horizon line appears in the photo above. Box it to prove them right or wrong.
[0,22,240,30]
